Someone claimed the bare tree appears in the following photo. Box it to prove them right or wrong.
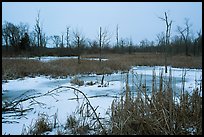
[41,33,48,48]
[19,32,30,51]
[18,22,30,53]
[2,21,31,55]
[34,10,42,48]
[191,30,201,56]
[159,12,172,73]
[60,33,64,48]
[89,39,99,53]
[99,27,102,62]
[73,29,85,64]
[101,28,111,47]
[98,27,111,62]
[2,22,20,50]
[2,22,10,51]
[18,22,29,41]
[66,26,70,48]
[156,32,165,53]
[128,37,133,54]
[34,10,43,59]
[29,31,37,47]
[195,30,202,56]
[120,38,125,48]
[177,18,192,56]
[116,24,119,47]
[51,35,61,48]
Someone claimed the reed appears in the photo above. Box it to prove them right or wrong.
[110,68,202,135]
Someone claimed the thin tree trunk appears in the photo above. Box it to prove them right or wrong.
[99,27,102,62]
[77,36,81,64]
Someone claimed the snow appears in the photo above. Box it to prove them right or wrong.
[2,65,202,135]
[2,75,122,135]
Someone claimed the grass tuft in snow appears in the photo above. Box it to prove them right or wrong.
[22,113,52,135]
[70,76,84,86]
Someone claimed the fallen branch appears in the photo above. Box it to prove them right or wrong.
[2,85,107,134]
[68,94,118,100]
[44,86,107,135]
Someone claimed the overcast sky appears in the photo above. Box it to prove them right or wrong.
[2,2,202,47]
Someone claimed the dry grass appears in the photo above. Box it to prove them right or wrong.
[2,58,129,80]
[22,113,52,135]
[95,53,202,68]
[2,52,202,80]
[110,69,202,135]
[70,76,84,86]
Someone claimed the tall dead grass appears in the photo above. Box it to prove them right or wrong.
[99,53,202,69]
[22,113,52,135]
[110,68,202,135]
[2,53,201,80]
[2,58,129,80]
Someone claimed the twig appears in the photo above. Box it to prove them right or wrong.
[44,86,107,135]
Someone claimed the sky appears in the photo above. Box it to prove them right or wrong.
[2,2,202,47]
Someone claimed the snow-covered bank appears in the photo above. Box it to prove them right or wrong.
[2,66,202,135]
[2,75,122,135]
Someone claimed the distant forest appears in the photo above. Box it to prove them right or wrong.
[2,12,202,57]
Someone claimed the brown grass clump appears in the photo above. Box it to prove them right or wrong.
[23,113,52,135]
[110,69,202,135]
[70,76,84,86]
[65,115,90,135]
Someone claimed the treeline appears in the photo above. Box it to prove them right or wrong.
[2,12,202,57]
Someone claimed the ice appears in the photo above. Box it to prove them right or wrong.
[2,66,202,135]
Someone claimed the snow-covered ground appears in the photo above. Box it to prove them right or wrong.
[2,66,202,135]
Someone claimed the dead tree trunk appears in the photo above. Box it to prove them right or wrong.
[159,12,172,73]
[73,29,85,64]
[177,18,191,56]
[61,34,64,48]
[66,27,71,55]
[35,11,42,60]
[77,36,81,64]
[99,27,102,62]
[116,24,119,48]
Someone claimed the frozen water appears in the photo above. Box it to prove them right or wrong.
[2,65,202,135]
